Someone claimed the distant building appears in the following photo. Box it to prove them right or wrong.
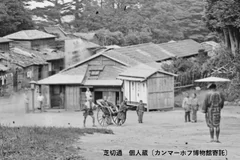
[3,30,56,49]
[0,38,12,52]
[158,39,205,58]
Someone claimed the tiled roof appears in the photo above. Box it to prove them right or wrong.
[158,39,202,58]
[0,38,12,43]
[112,43,175,63]
[3,30,56,40]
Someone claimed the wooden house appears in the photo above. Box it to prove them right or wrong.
[37,42,176,111]
[0,47,48,91]
[0,38,12,52]
[3,30,56,49]
[117,64,177,111]
[38,51,126,110]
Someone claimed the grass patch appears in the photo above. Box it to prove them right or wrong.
[0,125,113,160]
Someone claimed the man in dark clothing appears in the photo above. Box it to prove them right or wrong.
[136,100,145,123]
[202,83,225,143]
[117,98,128,125]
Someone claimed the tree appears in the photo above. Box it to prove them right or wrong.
[204,0,240,55]
[0,0,34,37]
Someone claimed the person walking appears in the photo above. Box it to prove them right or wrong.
[190,93,200,123]
[117,98,128,125]
[182,92,191,122]
[136,100,145,123]
[202,83,225,143]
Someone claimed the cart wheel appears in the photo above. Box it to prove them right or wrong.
[112,114,119,125]
[112,113,125,126]
[97,108,109,126]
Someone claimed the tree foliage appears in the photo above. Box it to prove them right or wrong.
[28,0,210,45]
[204,0,240,55]
[0,0,34,37]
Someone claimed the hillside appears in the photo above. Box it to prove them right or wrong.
[23,0,212,44]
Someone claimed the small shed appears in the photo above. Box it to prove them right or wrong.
[117,64,177,111]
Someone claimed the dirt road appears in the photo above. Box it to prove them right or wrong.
[0,96,239,160]
[79,107,240,160]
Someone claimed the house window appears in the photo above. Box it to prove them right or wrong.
[90,71,100,76]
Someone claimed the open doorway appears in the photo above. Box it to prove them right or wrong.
[94,91,102,103]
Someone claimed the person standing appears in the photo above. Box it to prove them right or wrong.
[83,98,97,127]
[202,83,225,143]
[136,100,145,123]
[24,88,30,113]
[190,93,200,123]
[85,88,92,100]
[182,92,191,122]
[60,91,65,109]
[37,92,44,112]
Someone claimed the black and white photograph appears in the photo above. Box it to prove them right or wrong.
[0,0,240,159]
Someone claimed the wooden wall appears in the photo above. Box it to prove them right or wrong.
[31,38,56,49]
[65,85,80,111]
[87,56,123,66]
[147,72,174,110]
[0,43,10,51]
[11,41,31,49]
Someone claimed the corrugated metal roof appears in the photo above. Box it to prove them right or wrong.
[3,30,56,40]
[61,50,129,72]
[158,39,202,58]
[84,80,123,86]
[37,74,85,85]
[113,43,175,62]
[62,64,88,75]
[0,38,12,43]
[119,64,177,80]
[103,50,141,67]
[119,64,157,79]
